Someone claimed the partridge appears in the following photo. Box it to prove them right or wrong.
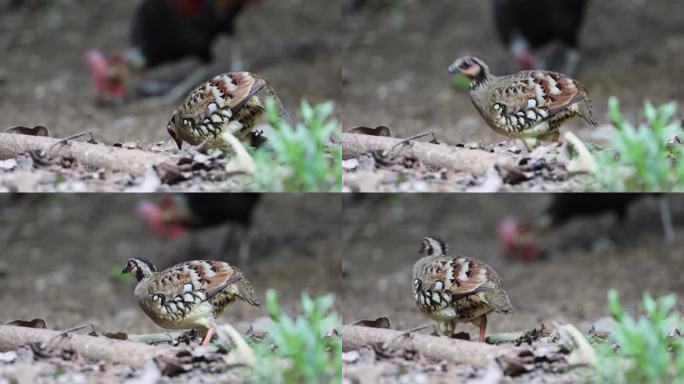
[166,71,267,151]
[448,55,597,149]
[122,257,260,345]
[413,237,512,342]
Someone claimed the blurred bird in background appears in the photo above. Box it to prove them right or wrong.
[86,0,261,104]
[499,194,674,261]
[493,0,589,75]
[137,193,261,267]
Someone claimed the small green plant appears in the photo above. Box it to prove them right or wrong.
[451,74,470,91]
[111,266,133,283]
[252,290,341,384]
[252,99,341,192]
[595,97,684,191]
[595,289,684,384]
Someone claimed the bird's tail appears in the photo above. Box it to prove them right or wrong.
[236,276,261,308]
[260,82,293,126]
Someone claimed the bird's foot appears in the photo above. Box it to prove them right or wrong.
[201,326,216,346]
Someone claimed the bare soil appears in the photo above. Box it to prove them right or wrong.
[342,0,684,142]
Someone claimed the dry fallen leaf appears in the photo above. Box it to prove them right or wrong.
[352,317,392,329]
[347,126,393,137]
[5,125,50,137]
[6,319,48,328]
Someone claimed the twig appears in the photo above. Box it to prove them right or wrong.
[343,133,519,176]
[44,324,95,348]
[342,325,517,368]
[129,332,183,344]
[382,132,437,157]
[42,132,95,157]
[0,325,183,367]
[381,323,433,350]
[0,132,177,175]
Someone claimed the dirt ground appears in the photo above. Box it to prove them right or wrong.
[342,0,684,144]
[341,194,684,381]
[0,0,340,145]
[0,194,341,335]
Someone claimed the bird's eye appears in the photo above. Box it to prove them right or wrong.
[460,60,470,70]
[182,119,191,127]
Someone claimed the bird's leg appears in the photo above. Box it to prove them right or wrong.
[237,226,251,268]
[561,48,581,77]
[521,137,539,151]
[230,38,243,71]
[538,130,560,144]
[131,65,214,111]
[659,197,675,243]
[476,316,488,343]
[201,325,216,346]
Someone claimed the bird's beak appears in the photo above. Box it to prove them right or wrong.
[121,267,129,274]
[448,63,459,74]
[174,136,183,150]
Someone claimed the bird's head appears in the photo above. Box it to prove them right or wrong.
[448,56,490,89]
[419,236,448,257]
[166,112,185,150]
[137,197,186,238]
[498,216,539,262]
[85,49,128,102]
[122,257,157,282]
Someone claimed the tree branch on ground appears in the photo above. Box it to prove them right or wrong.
[342,325,520,368]
[342,133,519,176]
[0,133,178,175]
[0,325,183,367]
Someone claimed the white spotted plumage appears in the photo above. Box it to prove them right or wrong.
[413,236,512,342]
[448,55,598,149]
[122,258,260,344]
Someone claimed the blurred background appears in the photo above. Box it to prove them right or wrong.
[342,0,684,145]
[0,194,341,333]
[342,194,684,335]
[0,0,340,144]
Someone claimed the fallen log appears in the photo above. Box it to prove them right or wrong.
[0,133,177,175]
[342,133,519,176]
[342,325,518,368]
[0,325,183,367]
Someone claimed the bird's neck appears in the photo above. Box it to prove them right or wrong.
[469,71,491,92]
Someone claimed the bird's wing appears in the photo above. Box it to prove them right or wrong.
[148,260,242,304]
[185,72,266,122]
[419,256,498,298]
[493,71,588,120]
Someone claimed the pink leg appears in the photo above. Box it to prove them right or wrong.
[478,317,487,343]
[201,326,215,346]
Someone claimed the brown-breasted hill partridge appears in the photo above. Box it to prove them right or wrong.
[166,71,267,151]
[448,55,597,149]
[413,236,512,342]
[122,257,260,346]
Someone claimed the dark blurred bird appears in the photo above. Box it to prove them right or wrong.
[492,0,589,75]
[87,0,260,103]
[138,193,261,266]
[499,194,673,261]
